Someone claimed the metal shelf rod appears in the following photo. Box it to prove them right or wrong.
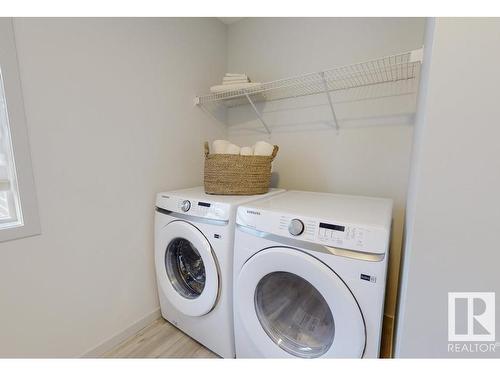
[320,71,339,133]
[244,93,271,134]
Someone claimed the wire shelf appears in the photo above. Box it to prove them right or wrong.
[195,48,423,134]
[196,48,422,108]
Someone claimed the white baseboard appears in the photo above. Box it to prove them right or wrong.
[82,308,161,358]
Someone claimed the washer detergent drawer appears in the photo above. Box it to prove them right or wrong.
[156,220,219,317]
[236,247,366,358]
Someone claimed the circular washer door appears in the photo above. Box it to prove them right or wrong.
[236,247,365,358]
[156,220,219,317]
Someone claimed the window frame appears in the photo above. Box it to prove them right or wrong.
[0,18,40,242]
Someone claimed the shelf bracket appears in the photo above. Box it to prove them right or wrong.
[244,93,271,134]
[320,71,339,133]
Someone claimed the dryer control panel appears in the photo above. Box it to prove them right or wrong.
[237,208,390,254]
[156,194,230,221]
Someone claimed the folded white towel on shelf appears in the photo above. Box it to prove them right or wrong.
[223,74,249,80]
[210,82,261,93]
[225,143,241,155]
[212,139,230,154]
[225,73,248,78]
[223,75,248,79]
[223,79,250,84]
[253,141,274,156]
[240,147,253,156]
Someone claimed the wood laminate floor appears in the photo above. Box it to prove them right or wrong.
[105,315,394,358]
[380,315,394,358]
[104,318,219,358]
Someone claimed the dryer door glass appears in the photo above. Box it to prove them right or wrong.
[254,271,335,358]
[165,237,206,299]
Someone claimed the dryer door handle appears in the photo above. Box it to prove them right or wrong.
[323,246,385,262]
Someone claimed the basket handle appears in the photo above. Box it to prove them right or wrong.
[204,141,210,157]
[270,145,279,161]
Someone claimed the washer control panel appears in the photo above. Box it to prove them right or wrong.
[316,221,369,249]
[238,208,389,254]
[156,194,229,221]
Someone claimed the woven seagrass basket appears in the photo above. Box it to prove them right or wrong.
[203,142,279,195]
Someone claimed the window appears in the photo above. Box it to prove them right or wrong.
[0,19,40,242]
[0,71,22,229]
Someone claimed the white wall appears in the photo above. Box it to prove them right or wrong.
[225,18,425,318]
[0,18,226,357]
[395,18,500,358]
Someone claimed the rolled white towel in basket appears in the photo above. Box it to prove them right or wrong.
[212,140,230,154]
[253,141,274,156]
[225,143,241,155]
[240,147,253,156]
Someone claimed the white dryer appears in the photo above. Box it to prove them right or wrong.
[154,186,284,358]
[233,190,392,358]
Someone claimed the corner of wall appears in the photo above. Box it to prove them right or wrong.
[393,17,435,358]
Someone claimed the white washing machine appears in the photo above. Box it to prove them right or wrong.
[154,186,285,358]
[233,190,393,358]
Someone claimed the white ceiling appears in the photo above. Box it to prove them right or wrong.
[217,17,244,25]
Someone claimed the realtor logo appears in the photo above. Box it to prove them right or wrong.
[448,292,495,342]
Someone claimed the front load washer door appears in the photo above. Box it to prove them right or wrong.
[156,220,219,317]
[236,247,365,358]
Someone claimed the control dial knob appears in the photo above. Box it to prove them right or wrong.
[288,219,305,236]
[181,200,191,212]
